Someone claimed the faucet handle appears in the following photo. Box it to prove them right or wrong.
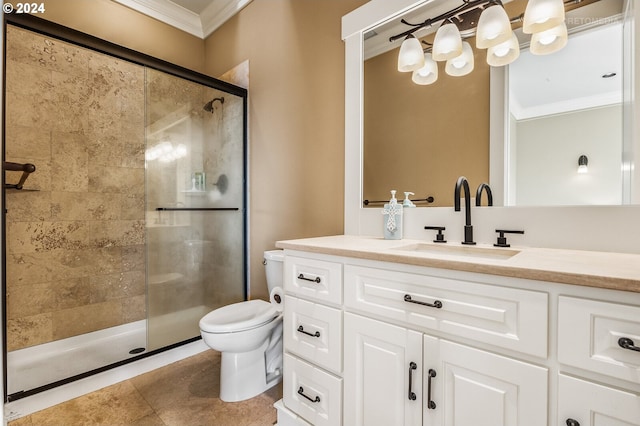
[494,229,525,248]
[425,226,447,243]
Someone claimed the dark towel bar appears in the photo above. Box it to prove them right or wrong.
[363,196,434,206]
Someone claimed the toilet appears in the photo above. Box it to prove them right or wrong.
[199,250,284,402]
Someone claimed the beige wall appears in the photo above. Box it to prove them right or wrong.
[35,0,206,72]
[204,0,367,300]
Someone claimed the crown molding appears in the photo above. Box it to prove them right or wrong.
[113,0,253,39]
[200,0,253,38]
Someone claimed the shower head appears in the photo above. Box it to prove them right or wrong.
[203,97,225,113]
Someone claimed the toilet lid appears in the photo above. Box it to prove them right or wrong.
[199,299,279,333]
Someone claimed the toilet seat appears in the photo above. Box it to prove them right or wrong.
[199,299,279,333]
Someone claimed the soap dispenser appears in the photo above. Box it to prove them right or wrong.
[382,190,403,240]
[403,192,416,208]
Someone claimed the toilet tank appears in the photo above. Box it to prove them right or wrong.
[264,250,284,293]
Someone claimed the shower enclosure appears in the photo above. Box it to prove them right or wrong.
[2,15,247,400]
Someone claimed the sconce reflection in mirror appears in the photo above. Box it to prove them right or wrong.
[577,155,588,174]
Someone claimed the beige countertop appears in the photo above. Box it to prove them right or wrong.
[276,235,640,293]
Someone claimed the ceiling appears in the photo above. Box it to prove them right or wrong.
[113,0,253,39]
[509,21,623,120]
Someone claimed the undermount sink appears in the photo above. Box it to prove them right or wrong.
[393,243,520,260]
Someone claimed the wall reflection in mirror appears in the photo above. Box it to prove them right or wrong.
[362,0,635,207]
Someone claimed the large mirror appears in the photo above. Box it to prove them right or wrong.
[362,0,634,207]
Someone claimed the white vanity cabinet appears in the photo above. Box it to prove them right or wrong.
[277,246,640,426]
[342,263,549,426]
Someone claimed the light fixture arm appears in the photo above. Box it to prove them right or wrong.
[389,0,581,44]
[388,0,502,43]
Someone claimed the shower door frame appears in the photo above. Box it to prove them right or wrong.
[1,13,248,402]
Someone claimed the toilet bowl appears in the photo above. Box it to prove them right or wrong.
[199,250,284,402]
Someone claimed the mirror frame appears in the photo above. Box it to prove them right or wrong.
[342,0,640,253]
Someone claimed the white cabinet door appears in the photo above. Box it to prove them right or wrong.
[558,374,640,426]
[423,336,548,426]
[344,312,423,426]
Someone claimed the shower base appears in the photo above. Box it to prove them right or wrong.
[7,305,213,397]
[7,320,147,396]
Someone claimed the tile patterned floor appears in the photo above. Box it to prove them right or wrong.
[9,350,281,426]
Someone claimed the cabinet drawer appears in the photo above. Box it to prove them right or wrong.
[285,256,343,305]
[283,353,342,426]
[558,296,640,383]
[284,295,343,374]
[558,374,640,425]
[344,264,548,357]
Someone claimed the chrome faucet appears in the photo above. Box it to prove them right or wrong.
[475,183,493,206]
[454,176,476,245]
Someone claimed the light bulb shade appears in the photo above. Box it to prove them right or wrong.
[398,35,426,72]
[445,42,474,76]
[432,23,463,61]
[523,0,565,34]
[530,22,568,55]
[476,5,513,49]
[577,155,588,173]
[412,53,439,85]
[486,33,520,66]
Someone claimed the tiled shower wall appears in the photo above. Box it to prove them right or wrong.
[4,26,146,351]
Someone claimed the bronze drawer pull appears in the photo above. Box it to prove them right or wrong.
[426,369,437,409]
[298,386,320,403]
[297,273,321,283]
[404,294,442,309]
[297,325,320,338]
[408,362,417,401]
[618,337,640,352]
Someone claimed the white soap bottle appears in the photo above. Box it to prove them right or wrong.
[403,192,416,207]
[382,190,403,240]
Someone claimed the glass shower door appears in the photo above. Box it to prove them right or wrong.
[145,69,246,351]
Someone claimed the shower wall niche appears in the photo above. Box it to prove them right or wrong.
[3,16,247,399]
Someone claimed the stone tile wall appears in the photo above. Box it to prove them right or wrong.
[4,26,145,351]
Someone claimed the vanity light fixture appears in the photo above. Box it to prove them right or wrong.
[412,53,439,84]
[475,4,513,49]
[432,22,463,61]
[529,22,568,55]
[577,155,589,173]
[445,41,475,76]
[487,33,520,66]
[398,34,426,72]
[389,0,578,85]
[522,0,565,34]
